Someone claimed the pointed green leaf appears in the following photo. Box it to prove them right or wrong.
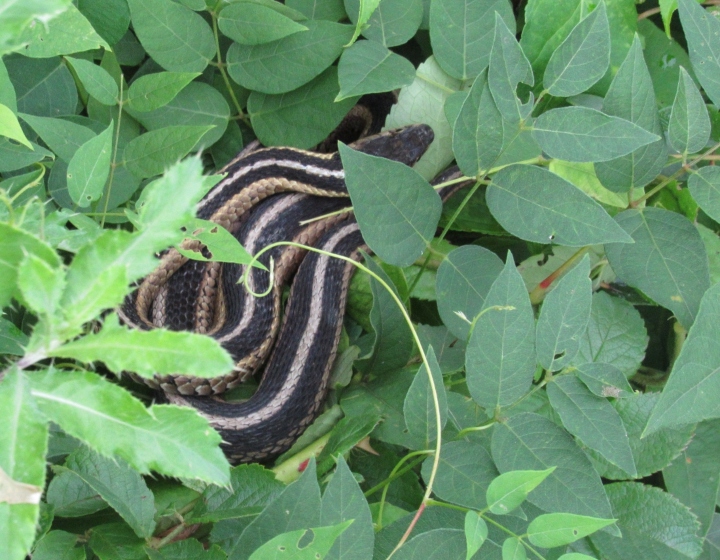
[678,0,720,108]
[32,530,84,560]
[404,346,447,447]
[218,3,307,45]
[65,57,118,106]
[536,256,592,371]
[126,72,200,113]
[67,122,113,208]
[668,67,710,154]
[0,0,69,55]
[605,208,710,329]
[19,4,109,57]
[464,511,487,560]
[487,164,633,246]
[177,218,256,266]
[688,166,720,223]
[0,317,28,356]
[17,254,65,318]
[594,35,668,193]
[465,255,536,409]
[533,107,661,162]
[127,0,214,72]
[574,363,633,399]
[486,468,555,516]
[0,103,31,149]
[6,56,77,118]
[18,114,95,162]
[346,0,382,45]
[544,2,610,97]
[248,522,352,560]
[344,0,423,48]
[502,537,526,560]
[528,513,615,548]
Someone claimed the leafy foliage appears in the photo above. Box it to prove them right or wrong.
[2,0,720,559]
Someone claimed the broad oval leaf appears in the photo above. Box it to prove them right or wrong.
[64,57,118,106]
[688,166,720,223]
[248,522,352,560]
[0,103,31,148]
[403,346,448,447]
[218,2,307,46]
[393,528,467,560]
[533,107,661,163]
[18,113,95,162]
[126,72,200,113]
[527,513,615,548]
[678,0,720,108]
[486,468,555,515]
[67,122,113,208]
[487,164,633,246]
[464,512,487,559]
[345,0,423,48]
[605,207,710,330]
[668,67,710,155]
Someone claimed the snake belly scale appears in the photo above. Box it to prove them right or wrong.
[121,122,452,463]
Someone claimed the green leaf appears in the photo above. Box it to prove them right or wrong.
[340,141,441,267]
[218,3,307,45]
[0,0,69,55]
[122,125,213,179]
[18,114,95,162]
[62,447,155,538]
[336,40,415,101]
[248,67,357,149]
[594,35,668,193]
[227,20,353,94]
[19,4,109,57]
[528,513,615,548]
[32,530,84,560]
[548,375,636,476]
[0,369,48,560]
[127,0,214,72]
[77,0,130,45]
[126,72,200,113]
[487,164,633,245]
[0,139,52,173]
[0,317,28,356]
[533,107,661,162]
[590,482,702,560]
[421,441,499,510]
[65,57,118,106]
[544,2,610,97]
[316,413,380,476]
[645,282,720,434]
[346,0,382,46]
[436,245,504,341]
[178,218,257,266]
[429,0,515,81]
[678,0,720,108]
[67,122,113,208]
[573,292,648,376]
[404,346,448,447]
[6,56,77,118]
[664,419,720,537]
[0,103,31,149]
[225,461,321,560]
[465,254,536,409]
[48,313,233,379]
[668,67,711,154]
[463,512,487,559]
[248,522,352,560]
[393,528,467,559]
[486,468,555,516]
[536,256,592,371]
[17,253,65,318]
[147,540,226,560]
[574,363,633,399]
[344,0,423,48]
[688,166,720,223]
[492,413,615,523]
[29,368,229,484]
[320,456,374,560]
[590,393,693,480]
[605,208,710,330]
[88,523,146,559]
[502,537,526,560]
[46,469,108,518]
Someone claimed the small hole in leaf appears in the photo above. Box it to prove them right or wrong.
[553,351,565,361]
[278,546,286,551]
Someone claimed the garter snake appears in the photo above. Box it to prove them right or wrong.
[121,106,464,463]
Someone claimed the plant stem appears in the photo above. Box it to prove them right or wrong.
[528,246,590,305]
[101,79,125,229]
[211,11,247,124]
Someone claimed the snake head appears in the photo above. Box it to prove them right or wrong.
[349,124,434,167]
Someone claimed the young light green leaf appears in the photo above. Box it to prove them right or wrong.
[62,263,128,333]
[488,13,534,123]
[464,511,487,560]
[605,207,710,330]
[18,114,95,162]
[486,468,555,515]
[487,164,633,246]
[19,4,109,57]
[688,167,720,223]
[177,218,258,267]
[17,254,65,318]
[248,522,352,560]
[533,107,661,162]
[536,255,592,371]
[47,313,233,378]
[0,0,69,55]
[403,346,447,447]
[668,67,710,155]
[492,413,616,524]
[0,103,31,149]
[548,376,636,476]
[678,0,720,108]
[67,122,113,208]
[590,482,703,560]
[502,537,526,560]
[528,513,615,548]
[65,57,118,106]
[63,447,155,538]
[574,363,633,399]
[320,456,374,560]
[29,368,229,484]
[543,2,610,97]
[248,67,358,149]
[436,245,504,340]
[227,20,353,94]
[0,317,28,356]
[127,0,214,72]
[126,72,200,113]
[218,2,307,45]
[645,282,720,435]
[594,35,668,193]
[339,141,442,267]
[336,40,415,101]
[430,0,515,81]
[465,254,536,409]
[123,125,213,179]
